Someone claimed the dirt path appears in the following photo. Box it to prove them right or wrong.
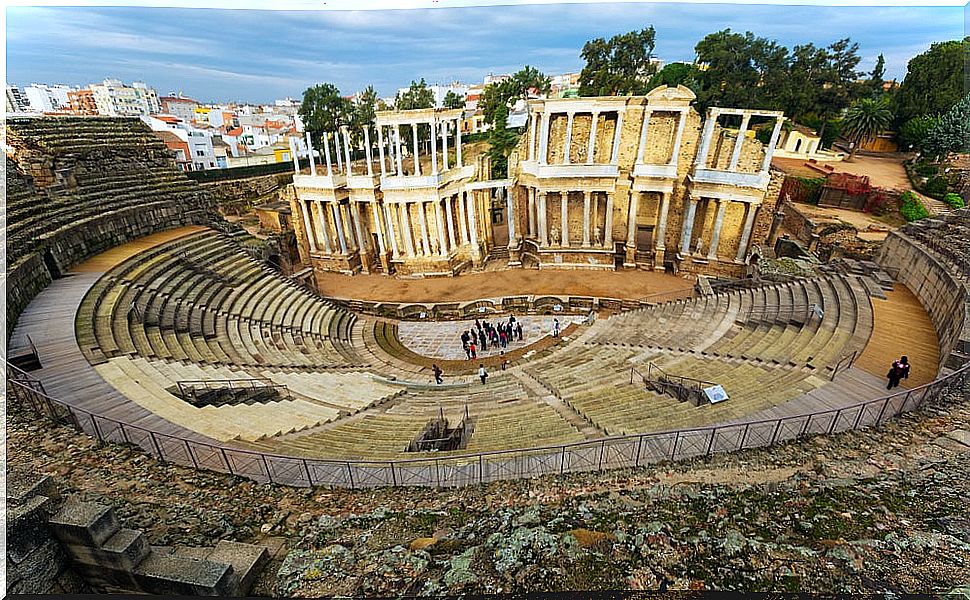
[315,268,696,303]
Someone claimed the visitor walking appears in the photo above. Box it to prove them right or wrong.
[553,318,561,337]
[469,342,477,360]
[432,364,443,385]
[515,322,523,341]
[886,355,910,390]
[479,364,488,385]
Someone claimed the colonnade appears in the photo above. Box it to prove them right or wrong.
[678,196,760,262]
[528,105,625,165]
[522,188,615,249]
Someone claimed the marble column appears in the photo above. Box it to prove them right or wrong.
[342,128,353,177]
[305,132,317,176]
[466,192,479,251]
[377,126,386,177]
[364,127,373,177]
[707,199,728,260]
[626,192,639,247]
[563,111,574,164]
[736,203,759,262]
[537,192,549,247]
[441,121,449,171]
[435,199,448,256]
[603,192,614,249]
[418,201,431,256]
[669,109,688,166]
[289,136,300,174]
[334,130,343,173]
[315,201,333,253]
[371,202,385,255]
[538,111,550,164]
[341,202,357,251]
[455,120,462,167]
[506,188,516,245]
[395,125,404,176]
[696,109,718,169]
[528,112,538,161]
[384,203,399,259]
[560,191,570,247]
[583,191,592,247]
[430,123,438,175]
[610,112,624,164]
[401,203,416,257]
[728,114,751,171]
[332,202,348,254]
[411,124,421,176]
[655,193,670,252]
[587,112,599,164]
[679,198,698,255]
[323,131,333,176]
[445,196,456,251]
[351,201,366,253]
[527,188,537,238]
[301,200,317,252]
[457,193,468,245]
[760,117,785,173]
[636,109,653,164]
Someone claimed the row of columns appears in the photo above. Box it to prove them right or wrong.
[678,197,760,262]
[375,119,463,178]
[523,188,614,249]
[528,109,625,166]
[297,118,466,180]
[300,193,482,261]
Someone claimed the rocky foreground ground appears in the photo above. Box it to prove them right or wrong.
[7,380,970,596]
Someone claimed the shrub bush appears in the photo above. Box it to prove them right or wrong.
[914,162,939,177]
[924,176,949,199]
[943,193,965,209]
[864,190,895,216]
[899,191,929,222]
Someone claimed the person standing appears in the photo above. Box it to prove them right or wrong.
[516,322,523,341]
[479,364,488,385]
[553,318,561,337]
[886,355,911,390]
[432,364,443,385]
[469,342,477,360]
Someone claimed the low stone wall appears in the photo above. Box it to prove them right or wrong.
[7,467,269,596]
[780,201,818,245]
[875,230,969,371]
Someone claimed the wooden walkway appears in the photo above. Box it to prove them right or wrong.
[71,225,210,272]
[855,284,941,389]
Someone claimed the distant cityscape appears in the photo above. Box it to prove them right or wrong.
[5,65,668,173]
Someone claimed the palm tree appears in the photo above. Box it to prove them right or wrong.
[841,97,893,161]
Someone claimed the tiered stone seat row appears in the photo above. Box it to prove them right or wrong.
[904,212,970,280]
[78,230,365,370]
[522,273,872,435]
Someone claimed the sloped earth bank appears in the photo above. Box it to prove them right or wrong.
[7,378,969,595]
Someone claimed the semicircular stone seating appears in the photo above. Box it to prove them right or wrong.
[74,225,878,459]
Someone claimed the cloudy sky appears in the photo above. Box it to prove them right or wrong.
[6,2,965,103]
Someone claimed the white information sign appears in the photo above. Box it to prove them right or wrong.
[704,385,729,404]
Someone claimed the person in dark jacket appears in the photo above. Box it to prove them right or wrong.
[886,355,910,390]
[432,364,443,385]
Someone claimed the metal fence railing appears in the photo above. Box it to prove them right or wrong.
[7,359,968,489]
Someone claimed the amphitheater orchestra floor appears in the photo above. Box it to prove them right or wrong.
[397,315,570,361]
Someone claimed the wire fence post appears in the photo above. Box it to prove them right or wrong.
[875,396,891,424]
[634,435,644,466]
[769,418,783,445]
[705,427,717,456]
[828,409,842,434]
[346,462,355,489]
[598,440,606,471]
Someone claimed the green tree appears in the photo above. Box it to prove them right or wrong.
[349,85,379,148]
[579,27,658,96]
[894,38,970,125]
[443,90,466,110]
[298,83,351,144]
[693,29,789,111]
[898,114,940,152]
[841,96,893,160]
[485,103,522,178]
[861,53,886,98]
[814,38,862,141]
[923,93,970,159]
[646,62,701,92]
[395,79,435,110]
[478,66,551,127]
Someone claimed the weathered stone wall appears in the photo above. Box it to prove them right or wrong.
[876,230,969,371]
[202,173,291,215]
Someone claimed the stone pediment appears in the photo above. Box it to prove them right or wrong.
[645,85,696,107]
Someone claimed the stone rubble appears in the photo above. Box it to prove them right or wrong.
[7,378,969,595]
